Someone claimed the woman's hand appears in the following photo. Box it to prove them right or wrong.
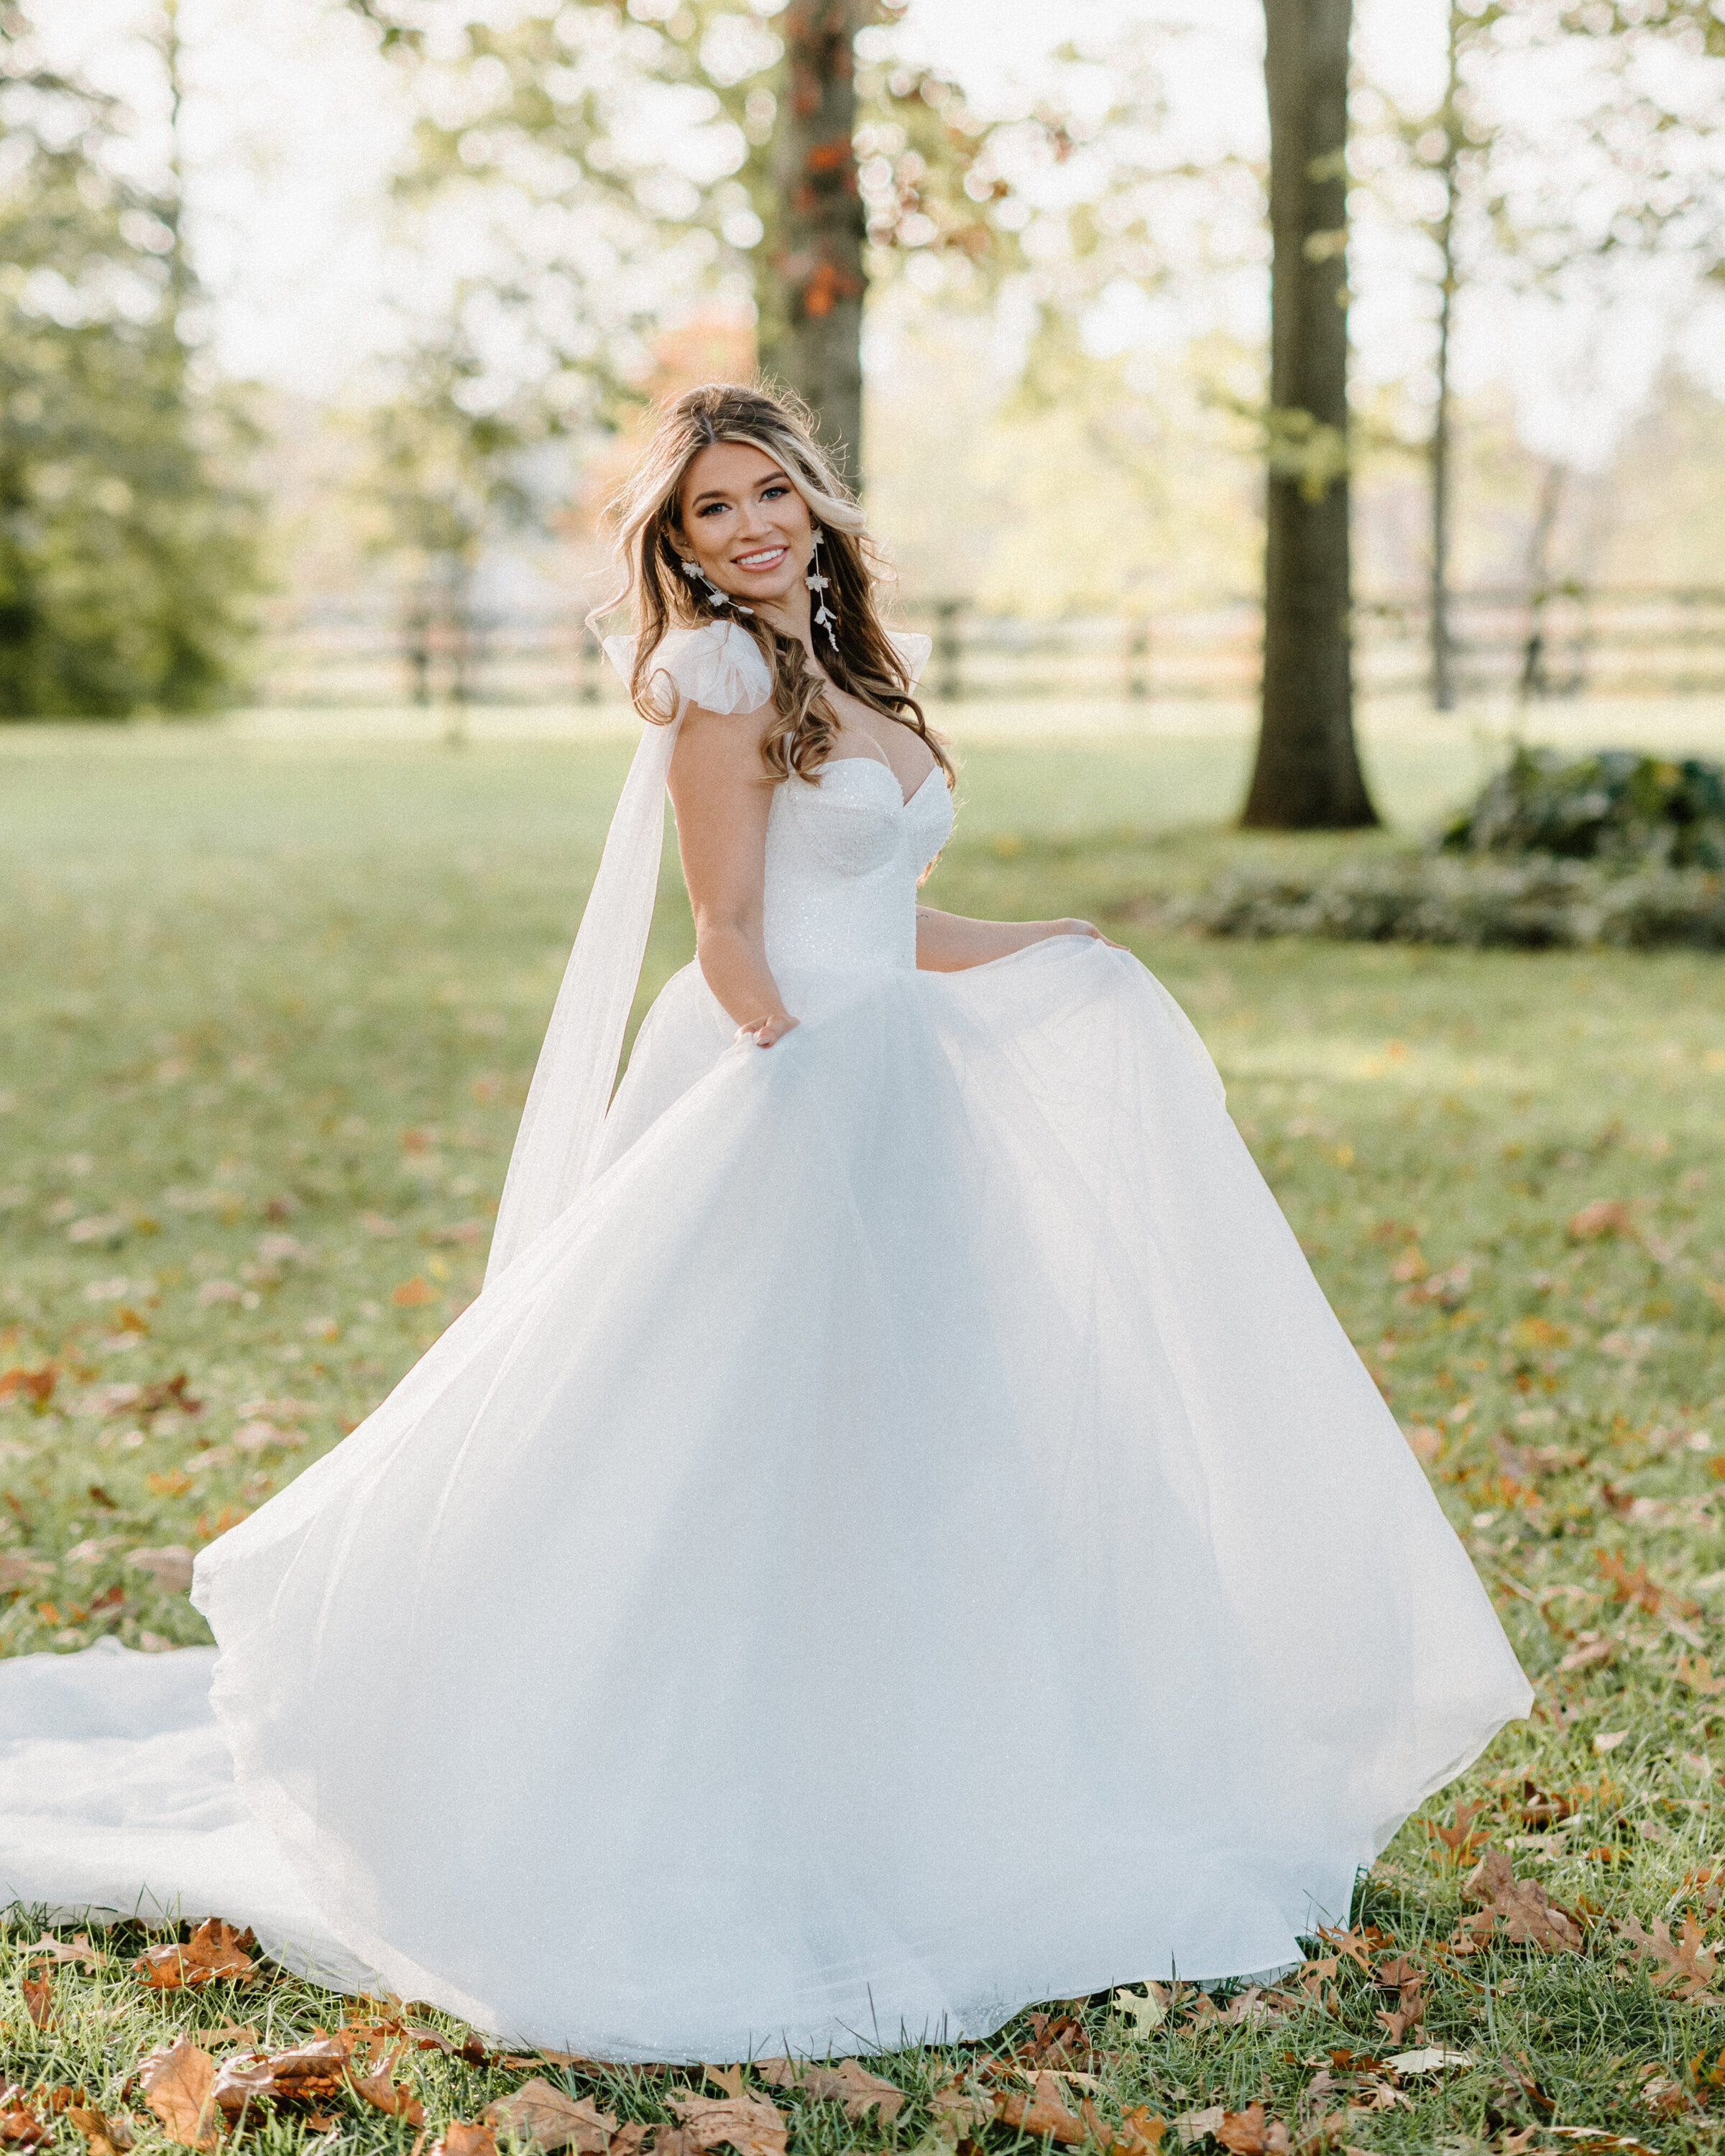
[1054,918,1129,951]
[736,1012,800,1048]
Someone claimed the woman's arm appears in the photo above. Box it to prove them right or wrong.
[914,906,1124,973]
[668,703,799,1046]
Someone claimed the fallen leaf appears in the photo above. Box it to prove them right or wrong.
[1545,2129,1662,2155]
[436,2127,500,2156]
[1384,2049,1473,2074]
[349,2052,427,2126]
[755,2060,904,2125]
[65,2107,128,2156]
[1619,1913,1719,2001]
[1426,1800,1488,1864]
[22,1970,54,2028]
[0,1552,52,1594]
[1111,1985,1168,2035]
[483,2080,612,2152]
[134,1917,257,1989]
[1570,1199,1634,1240]
[992,2074,1087,2145]
[1678,1654,1725,1697]
[1173,2106,1225,2149]
[929,2077,992,2143]
[391,1276,440,1307]
[139,2038,218,2150]
[0,2089,49,2153]
[663,2096,786,2156]
[1463,1847,1584,1952]
[127,1546,195,1595]
[1214,2104,1292,2155]
[1559,1637,1616,1674]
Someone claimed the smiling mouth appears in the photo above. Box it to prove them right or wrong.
[733,546,788,572]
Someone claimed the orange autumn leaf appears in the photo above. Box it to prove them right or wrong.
[65,2106,132,2156]
[391,1276,440,1307]
[482,2080,612,2152]
[1568,1198,1635,1240]
[349,2052,426,2127]
[139,2038,218,2150]
[436,2126,500,2156]
[1214,2104,1294,2155]
[134,1917,256,1989]
[664,2093,788,2156]
[991,2074,1087,2145]
[22,1969,55,2029]
[0,2089,50,2153]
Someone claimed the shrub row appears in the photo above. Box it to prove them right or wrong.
[1178,855,1725,949]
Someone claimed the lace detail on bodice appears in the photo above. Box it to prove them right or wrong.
[764,759,954,980]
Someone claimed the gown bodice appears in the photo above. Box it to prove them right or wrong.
[763,755,954,981]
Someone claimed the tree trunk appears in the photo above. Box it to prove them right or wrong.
[1429,1,1462,712]
[1243,0,1377,829]
[763,1,865,487]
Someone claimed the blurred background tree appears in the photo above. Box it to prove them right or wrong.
[0,2,262,719]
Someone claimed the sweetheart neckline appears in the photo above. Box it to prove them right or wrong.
[819,756,943,812]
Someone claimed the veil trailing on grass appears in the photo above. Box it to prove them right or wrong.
[482,623,775,1285]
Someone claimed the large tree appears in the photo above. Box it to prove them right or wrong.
[0,4,261,718]
[1242,0,1376,830]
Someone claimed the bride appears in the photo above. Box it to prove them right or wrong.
[0,384,1530,2064]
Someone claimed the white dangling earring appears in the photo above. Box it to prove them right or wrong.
[806,528,837,644]
[678,556,752,617]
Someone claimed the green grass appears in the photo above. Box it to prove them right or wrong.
[4,727,1725,2153]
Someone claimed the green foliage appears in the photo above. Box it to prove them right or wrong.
[1177,854,1725,949]
[1443,747,1725,870]
[0,20,262,719]
[4,730,1725,2150]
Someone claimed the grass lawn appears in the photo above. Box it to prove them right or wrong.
[4,725,1725,2155]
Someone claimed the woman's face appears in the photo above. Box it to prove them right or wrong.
[676,441,814,610]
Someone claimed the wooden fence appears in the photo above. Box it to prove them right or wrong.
[248,585,1725,710]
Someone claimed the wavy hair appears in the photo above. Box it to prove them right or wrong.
[597,382,951,788]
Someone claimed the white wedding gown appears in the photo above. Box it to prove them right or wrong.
[1,624,1531,2062]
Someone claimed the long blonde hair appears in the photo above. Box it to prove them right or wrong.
[599,382,951,788]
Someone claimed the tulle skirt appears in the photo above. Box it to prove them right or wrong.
[7,936,1531,2060]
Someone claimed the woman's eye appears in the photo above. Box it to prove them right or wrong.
[762,484,788,500]
[696,502,727,517]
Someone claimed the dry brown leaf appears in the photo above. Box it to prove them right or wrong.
[349,2052,427,2126]
[992,2073,1087,2145]
[205,2025,259,2050]
[65,2106,129,2156]
[436,2124,501,2156]
[1173,2106,1225,2148]
[134,1917,257,1990]
[704,2070,747,2101]
[1115,2106,1168,2152]
[754,2060,903,2126]
[1619,1913,1719,2001]
[1214,2104,1293,2155]
[25,1932,104,1969]
[1462,1846,1584,1952]
[0,2090,49,2154]
[610,2129,650,2156]
[139,2037,219,2150]
[929,2076,993,2144]
[211,2055,278,2122]
[22,1970,55,2029]
[663,2094,786,2156]
[483,2078,614,2152]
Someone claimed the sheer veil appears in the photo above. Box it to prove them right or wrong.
[482,624,770,1286]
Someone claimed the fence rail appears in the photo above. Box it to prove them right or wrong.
[249,586,1725,711]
